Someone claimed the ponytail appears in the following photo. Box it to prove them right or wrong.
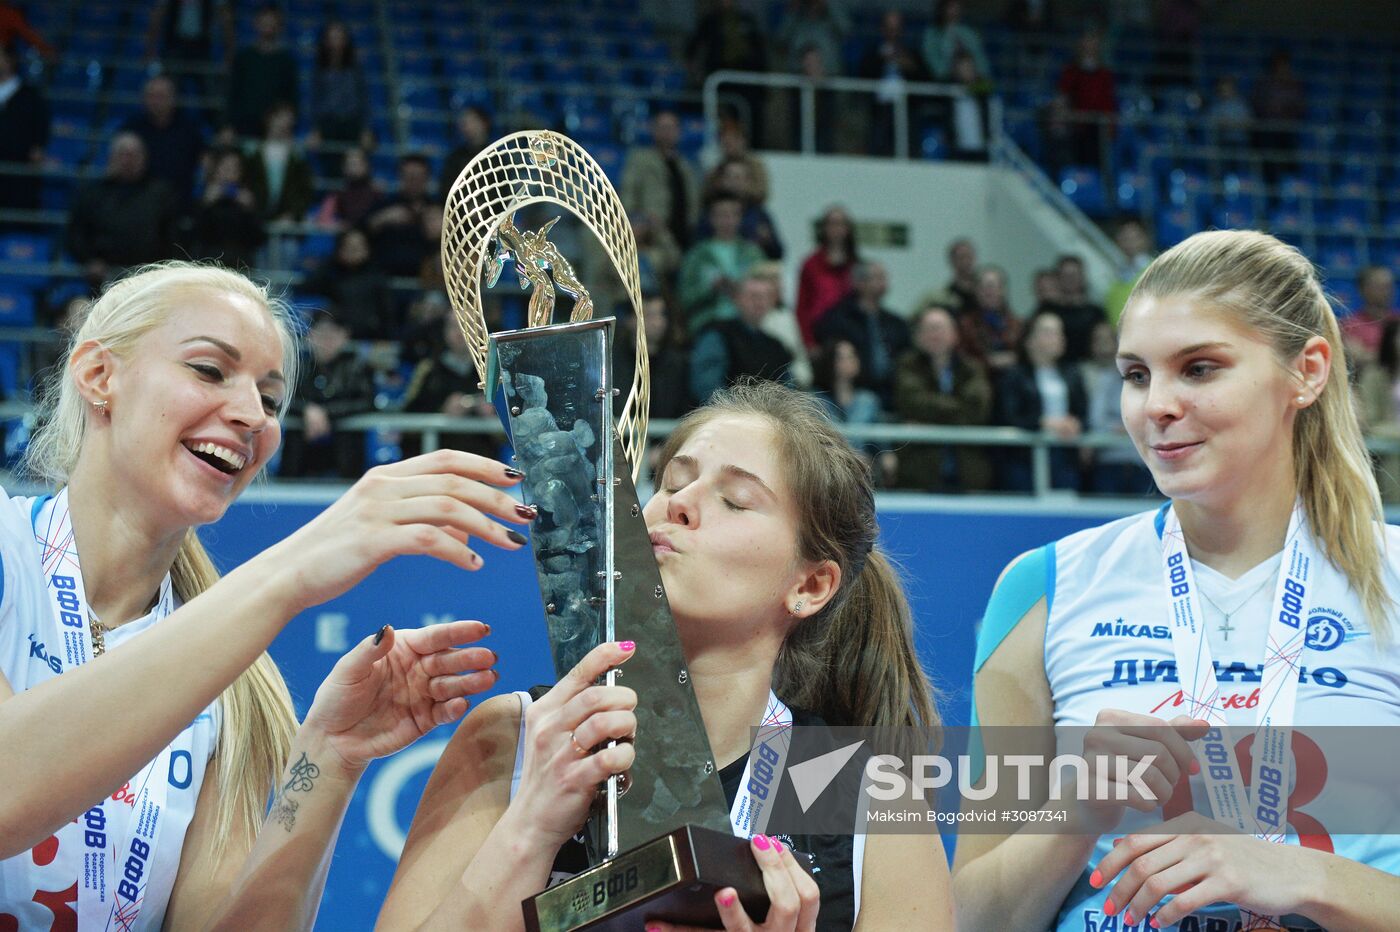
[775,551,937,728]
[172,531,298,862]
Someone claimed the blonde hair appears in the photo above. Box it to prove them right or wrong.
[23,262,301,859]
[655,380,938,729]
[1127,230,1392,643]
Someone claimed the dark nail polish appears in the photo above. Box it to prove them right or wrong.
[506,529,528,545]
[489,649,499,664]
[373,625,389,646]
[503,466,525,479]
[481,622,492,636]
[514,503,539,520]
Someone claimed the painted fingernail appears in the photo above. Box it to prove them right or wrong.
[1104,898,1117,917]
[718,891,736,907]
[373,625,389,646]
[1124,910,1135,926]
[752,834,770,851]
[619,640,636,652]
[770,836,783,852]
[1089,869,1103,888]
[481,622,491,636]
[514,503,539,519]
[1150,918,1160,929]
[504,466,525,479]
[1189,759,1201,775]
[489,649,499,664]
[506,529,528,545]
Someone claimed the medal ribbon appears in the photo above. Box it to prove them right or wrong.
[1160,503,1311,931]
[34,490,177,932]
[730,690,794,837]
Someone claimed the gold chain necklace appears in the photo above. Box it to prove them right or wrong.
[89,611,109,657]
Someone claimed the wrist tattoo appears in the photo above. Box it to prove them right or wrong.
[269,752,322,833]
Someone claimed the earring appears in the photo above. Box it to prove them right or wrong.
[790,600,805,616]
[1296,394,1308,405]
[91,399,109,414]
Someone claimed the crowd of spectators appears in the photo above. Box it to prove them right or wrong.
[1,0,1396,495]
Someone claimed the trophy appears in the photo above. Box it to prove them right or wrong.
[443,131,778,930]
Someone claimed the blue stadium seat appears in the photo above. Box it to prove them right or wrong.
[1383,204,1400,235]
[1156,204,1199,248]
[1317,238,1361,276]
[1323,200,1368,234]
[590,143,624,185]
[1115,169,1148,212]
[1058,167,1108,216]
[1328,280,1360,316]
[1372,239,1400,272]
[1212,200,1256,230]
[1268,202,1308,233]
[0,287,36,326]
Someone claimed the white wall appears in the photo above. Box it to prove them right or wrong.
[763,153,1116,319]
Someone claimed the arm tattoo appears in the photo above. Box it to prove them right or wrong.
[269,752,322,832]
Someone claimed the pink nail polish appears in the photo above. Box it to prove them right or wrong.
[1089,869,1102,888]
[752,834,770,851]
[1112,837,1123,847]
[1124,910,1135,926]
[719,891,736,907]
[1104,898,1117,917]
[619,640,636,652]
[1150,919,1160,929]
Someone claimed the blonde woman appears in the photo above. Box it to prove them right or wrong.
[0,262,531,929]
[955,231,1400,930]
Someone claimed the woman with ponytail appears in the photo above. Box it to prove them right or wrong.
[955,230,1400,931]
[0,262,532,929]
[378,380,952,931]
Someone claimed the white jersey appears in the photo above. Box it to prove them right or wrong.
[1042,506,1400,932]
[0,491,219,931]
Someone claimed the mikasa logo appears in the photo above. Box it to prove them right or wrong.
[1090,618,1170,639]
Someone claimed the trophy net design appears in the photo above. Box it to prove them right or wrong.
[442,130,649,478]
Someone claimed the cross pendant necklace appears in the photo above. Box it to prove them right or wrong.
[1198,575,1273,643]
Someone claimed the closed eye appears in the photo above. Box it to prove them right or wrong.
[189,363,224,381]
[721,497,746,512]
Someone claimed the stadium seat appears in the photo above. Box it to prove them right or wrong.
[1058,167,1109,216]
[0,287,36,326]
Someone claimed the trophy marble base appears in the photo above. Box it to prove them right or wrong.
[523,825,781,932]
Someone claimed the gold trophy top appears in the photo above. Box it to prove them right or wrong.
[440,130,650,478]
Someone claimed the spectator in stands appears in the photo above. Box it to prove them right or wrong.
[0,2,53,59]
[704,118,769,206]
[189,147,265,271]
[302,228,396,341]
[439,106,492,197]
[894,304,994,492]
[0,40,49,213]
[402,314,497,459]
[280,307,374,479]
[1250,50,1305,185]
[621,109,699,251]
[315,146,384,228]
[418,204,445,292]
[934,237,979,313]
[1056,27,1116,168]
[942,50,992,161]
[858,10,933,156]
[795,204,858,348]
[996,309,1086,490]
[1357,318,1400,503]
[678,192,766,333]
[751,261,812,388]
[921,0,991,80]
[813,260,910,408]
[66,133,179,284]
[225,3,298,139]
[632,212,681,302]
[1031,267,1063,314]
[1049,254,1106,361]
[813,337,898,485]
[689,272,794,404]
[1081,319,1152,493]
[1341,266,1398,367]
[1103,218,1154,324]
[1152,0,1205,94]
[1038,92,1077,179]
[366,153,436,278]
[687,0,769,140]
[698,157,783,259]
[243,101,314,223]
[614,293,691,420]
[401,289,451,365]
[779,0,849,76]
[309,20,372,175]
[1206,75,1251,151]
[146,0,230,85]
[121,74,205,207]
[958,264,1020,371]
